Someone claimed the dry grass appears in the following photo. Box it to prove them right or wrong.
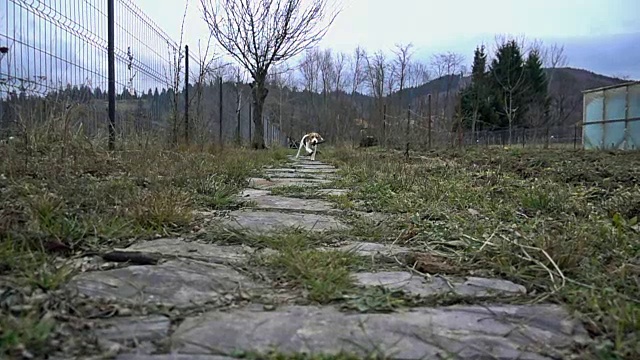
[0,130,288,357]
[323,145,640,360]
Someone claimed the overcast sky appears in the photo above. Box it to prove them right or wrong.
[138,0,640,79]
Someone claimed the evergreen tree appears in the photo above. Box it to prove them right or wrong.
[489,39,527,143]
[523,49,549,127]
[461,45,500,136]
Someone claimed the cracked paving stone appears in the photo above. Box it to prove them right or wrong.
[292,164,337,170]
[262,171,337,180]
[117,355,235,360]
[237,189,338,213]
[122,238,251,264]
[219,209,349,233]
[68,259,260,308]
[315,188,350,196]
[354,271,527,298]
[265,167,337,174]
[248,177,332,189]
[169,304,589,359]
[330,241,411,257]
[93,315,170,343]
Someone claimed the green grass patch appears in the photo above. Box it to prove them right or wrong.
[324,146,640,360]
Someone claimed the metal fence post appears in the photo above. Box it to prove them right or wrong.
[427,94,432,149]
[108,0,116,150]
[184,45,189,146]
[218,76,223,147]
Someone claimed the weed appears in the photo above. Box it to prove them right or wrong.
[0,134,289,358]
[324,146,640,359]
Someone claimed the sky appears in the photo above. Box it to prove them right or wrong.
[137,0,640,80]
[1,0,638,99]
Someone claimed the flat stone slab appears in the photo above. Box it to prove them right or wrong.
[332,241,411,257]
[170,304,588,359]
[238,189,337,213]
[266,167,337,174]
[263,172,337,180]
[354,271,527,298]
[292,164,336,170]
[248,177,332,189]
[123,238,251,264]
[117,355,234,360]
[68,259,259,308]
[315,188,350,196]
[220,210,349,233]
[94,315,170,343]
[354,210,390,223]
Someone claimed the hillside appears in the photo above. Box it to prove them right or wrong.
[392,67,627,127]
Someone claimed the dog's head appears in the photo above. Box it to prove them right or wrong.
[308,132,324,145]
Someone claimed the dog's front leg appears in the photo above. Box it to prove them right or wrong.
[311,144,317,161]
[295,135,308,159]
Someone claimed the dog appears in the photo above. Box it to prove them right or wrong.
[295,132,324,161]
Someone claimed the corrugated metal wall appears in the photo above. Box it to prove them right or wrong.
[583,82,640,150]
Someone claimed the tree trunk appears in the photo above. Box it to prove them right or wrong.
[250,79,268,149]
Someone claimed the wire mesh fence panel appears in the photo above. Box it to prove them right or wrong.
[1,0,111,139]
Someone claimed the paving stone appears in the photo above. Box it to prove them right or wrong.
[315,188,349,196]
[354,210,390,223]
[68,259,259,308]
[266,167,337,174]
[170,304,588,359]
[123,238,251,264]
[354,271,527,298]
[292,164,337,170]
[117,355,234,360]
[263,171,337,179]
[94,315,170,343]
[248,177,332,189]
[220,210,349,233]
[332,241,411,257]
[237,189,337,213]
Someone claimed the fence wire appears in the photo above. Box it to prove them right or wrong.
[0,0,288,147]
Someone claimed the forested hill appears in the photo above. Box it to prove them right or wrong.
[392,67,628,127]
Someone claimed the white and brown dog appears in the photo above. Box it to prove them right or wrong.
[295,132,324,161]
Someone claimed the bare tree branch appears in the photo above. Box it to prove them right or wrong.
[200,0,341,148]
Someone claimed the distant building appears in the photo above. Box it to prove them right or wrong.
[582,81,640,150]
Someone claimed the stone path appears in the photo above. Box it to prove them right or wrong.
[66,154,590,359]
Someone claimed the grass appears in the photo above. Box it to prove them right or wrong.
[206,228,359,304]
[319,145,640,360]
[0,134,289,357]
[3,128,639,359]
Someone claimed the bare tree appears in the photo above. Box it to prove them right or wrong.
[333,51,347,93]
[392,43,414,110]
[349,46,366,96]
[267,62,296,136]
[299,48,322,93]
[408,61,430,88]
[430,52,464,128]
[189,32,226,146]
[163,0,190,146]
[543,43,571,147]
[200,0,340,148]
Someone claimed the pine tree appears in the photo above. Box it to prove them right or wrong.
[489,39,527,144]
[461,45,500,138]
[469,45,488,139]
[523,49,549,128]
